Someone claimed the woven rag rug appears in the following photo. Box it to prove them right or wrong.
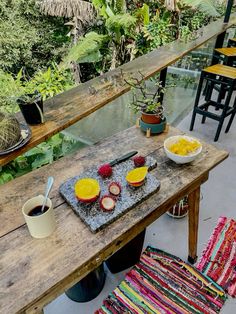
[197,216,236,297]
[96,246,226,314]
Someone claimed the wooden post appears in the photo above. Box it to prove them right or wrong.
[188,186,200,264]
[146,128,151,138]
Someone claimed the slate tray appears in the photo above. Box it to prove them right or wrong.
[59,156,160,233]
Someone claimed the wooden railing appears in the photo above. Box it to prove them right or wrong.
[1,14,236,166]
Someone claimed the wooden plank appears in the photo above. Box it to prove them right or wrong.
[215,47,236,56]
[0,127,228,314]
[0,14,235,167]
[203,64,236,79]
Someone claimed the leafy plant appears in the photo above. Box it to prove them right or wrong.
[0,133,84,185]
[143,16,176,50]
[124,73,166,118]
[0,70,24,113]
[181,0,220,17]
[26,63,74,100]
[0,0,70,75]
[62,32,108,66]
[0,64,74,113]
[105,13,137,41]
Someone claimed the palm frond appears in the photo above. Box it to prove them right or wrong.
[182,0,220,17]
[62,32,108,65]
[39,0,94,18]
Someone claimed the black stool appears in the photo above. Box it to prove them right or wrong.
[228,38,236,47]
[190,64,236,141]
[214,47,236,67]
[211,48,236,102]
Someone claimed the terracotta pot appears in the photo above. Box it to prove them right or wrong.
[140,117,166,135]
[141,112,161,124]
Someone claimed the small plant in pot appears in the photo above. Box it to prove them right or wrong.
[17,90,44,125]
[125,74,167,134]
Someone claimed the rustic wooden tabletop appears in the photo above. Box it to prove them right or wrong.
[0,126,228,314]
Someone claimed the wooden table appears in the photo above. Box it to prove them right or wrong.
[0,126,228,314]
[1,14,235,167]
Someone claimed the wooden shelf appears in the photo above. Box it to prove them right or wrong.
[1,14,236,167]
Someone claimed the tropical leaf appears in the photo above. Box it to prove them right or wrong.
[106,13,137,35]
[62,32,108,66]
[135,4,150,26]
[182,0,220,17]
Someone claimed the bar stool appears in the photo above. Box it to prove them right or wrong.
[214,47,236,66]
[190,64,236,141]
[211,48,236,102]
[228,37,236,47]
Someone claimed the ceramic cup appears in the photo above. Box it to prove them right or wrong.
[22,195,56,238]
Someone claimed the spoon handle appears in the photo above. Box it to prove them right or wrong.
[41,176,54,213]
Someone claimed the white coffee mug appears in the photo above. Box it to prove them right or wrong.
[22,195,56,238]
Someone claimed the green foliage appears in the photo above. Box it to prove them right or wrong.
[182,0,220,17]
[0,65,74,113]
[143,16,176,50]
[0,70,24,113]
[26,64,74,100]
[106,13,137,41]
[0,133,83,185]
[0,0,69,75]
[125,75,165,117]
[92,0,126,17]
[135,4,150,26]
[62,32,108,66]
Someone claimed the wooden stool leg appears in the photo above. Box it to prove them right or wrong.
[188,186,200,264]
[190,73,204,131]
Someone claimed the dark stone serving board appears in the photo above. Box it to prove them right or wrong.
[59,156,160,233]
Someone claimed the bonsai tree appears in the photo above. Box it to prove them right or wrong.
[124,72,166,121]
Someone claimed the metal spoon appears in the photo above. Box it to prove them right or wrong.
[41,176,54,213]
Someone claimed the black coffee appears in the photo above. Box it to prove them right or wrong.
[28,205,49,217]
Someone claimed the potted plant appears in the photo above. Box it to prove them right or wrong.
[125,74,167,134]
[17,90,44,125]
[167,196,189,218]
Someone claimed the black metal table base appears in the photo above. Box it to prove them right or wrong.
[105,229,146,273]
[65,264,106,302]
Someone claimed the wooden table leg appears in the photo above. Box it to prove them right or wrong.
[188,186,200,264]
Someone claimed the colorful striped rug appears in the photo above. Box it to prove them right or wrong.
[197,216,236,297]
[96,246,226,314]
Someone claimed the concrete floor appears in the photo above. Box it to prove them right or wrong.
[45,110,236,313]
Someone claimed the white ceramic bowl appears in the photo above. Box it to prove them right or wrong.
[164,135,202,164]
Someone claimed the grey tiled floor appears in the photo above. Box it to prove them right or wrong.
[46,111,236,313]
